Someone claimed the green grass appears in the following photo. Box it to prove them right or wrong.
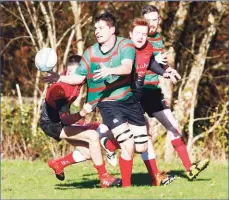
[1,156,228,199]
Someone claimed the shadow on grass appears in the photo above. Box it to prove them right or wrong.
[55,179,100,190]
[55,170,211,190]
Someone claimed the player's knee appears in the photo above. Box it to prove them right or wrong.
[135,143,148,153]
[167,124,181,134]
[88,130,100,143]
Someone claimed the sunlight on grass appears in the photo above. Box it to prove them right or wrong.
[1,156,228,199]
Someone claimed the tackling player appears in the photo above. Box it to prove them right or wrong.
[40,55,121,188]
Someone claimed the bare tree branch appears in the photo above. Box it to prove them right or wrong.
[0,4,23,22]
[39,2,54,48]
[192,101,228,145]
[25,1,44,48]
[16,2,38,51]
[48,2,56,45]
[56,24,77,47]
[1,36,31,55]
[62,29,75,68]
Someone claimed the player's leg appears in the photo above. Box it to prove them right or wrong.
[140,118,159,185]
[139,117,175,186]
[48,140,90,180]
[119,96,149,186]
[60,126,121,187]
[141,137,175,186]
[60,126,104,166]
[143,88,194,175]
[153,109,209,180]
[153,109,192,170]
[110,123,135,187]
[122,97,148,154]
[129,124,148,153]
[99,127,119,167]
[98,101,135,188]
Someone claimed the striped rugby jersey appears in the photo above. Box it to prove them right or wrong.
[75,36,135,108]
[144,32,164,90]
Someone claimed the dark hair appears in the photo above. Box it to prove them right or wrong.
[141,5,159,16]
[95,12,116,27]
[66,55,81,66]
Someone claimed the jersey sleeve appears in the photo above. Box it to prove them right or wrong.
[75,49,90,76]
[120,39,136,61]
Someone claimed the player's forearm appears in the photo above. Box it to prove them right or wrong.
[149,59,165,76]
[61,113,81,125]
[60,110,86,126]
[59,74,85,85]
[108,64,132,75]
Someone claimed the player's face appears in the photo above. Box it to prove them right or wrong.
[144,11,160,35]
[66,63,79,75]
[94,20,115,44]
[129,25,148,48]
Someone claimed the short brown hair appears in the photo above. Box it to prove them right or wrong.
[95,12,116,28]
[129,18,149,33]
[66,55,81,66]
[141,5,159,16]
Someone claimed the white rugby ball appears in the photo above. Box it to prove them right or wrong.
[35,48,57,72]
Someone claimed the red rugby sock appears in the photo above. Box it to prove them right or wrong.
[171,137,192,171]
[143,159,159,182]
[119,156,133,187]
[94,162,107,177]
[56,152,75,168]
[105,139,120,152]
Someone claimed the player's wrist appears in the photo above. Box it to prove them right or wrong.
[79,110,86,118]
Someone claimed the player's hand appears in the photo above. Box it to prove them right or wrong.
[163,72,177,84]
[93,63,111,80]
[79,103,93,117]
[155,52,168,65]
[166,67,181,80]
[43,71,60,83]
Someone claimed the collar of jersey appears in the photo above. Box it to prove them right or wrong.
[99,36,117,55]
[135,40,148,51]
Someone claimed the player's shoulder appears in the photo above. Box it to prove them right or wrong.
[145,40,154,50]
[117,36,134,48]
[85,43,99,52]
[148,32,163,41]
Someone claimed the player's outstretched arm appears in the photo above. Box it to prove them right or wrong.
[149,57,165,76]
[165,67,181,81]
[61,103,93,125]
[43,71,86,85]
[154,52,168,65]
[93,59,133,80]
[149,56,179,84]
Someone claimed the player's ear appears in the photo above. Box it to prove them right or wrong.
[158,17,161,24]
[110,26,115,35]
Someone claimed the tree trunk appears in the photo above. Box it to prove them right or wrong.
[70,1,84,55]
[162,2,190,161]
[173,2,226,151]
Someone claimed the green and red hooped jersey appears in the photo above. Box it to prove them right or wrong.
[75,36,135,108]
[144,32,164,90]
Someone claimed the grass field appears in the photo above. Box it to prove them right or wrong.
[1,156,228,199]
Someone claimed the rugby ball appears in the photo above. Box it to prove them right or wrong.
[35,48,57,72]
